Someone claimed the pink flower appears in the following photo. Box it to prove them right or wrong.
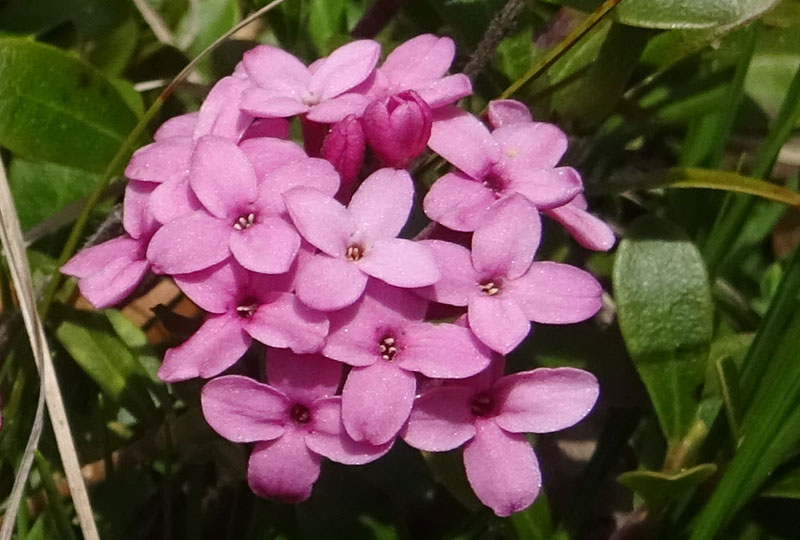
[320,114,366,186]
[322,281,492,445]
[240,40,381,123]
[201,350,390,502]
[418,195,603,353]
[362,90,433,168]
[158,260,329,382]
[402,360,599,516]
[284,168,440,311]
[487,99,615,251]
[424,107,582,231]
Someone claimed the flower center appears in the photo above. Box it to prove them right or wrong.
[233,213,256,230]
[290,403,311,424]
[302,92,320,106]
[236,298,258,318]
[479,279,501,296]
[483,172,505,195]
[378,335,398,361]
[346,244,364,261]
[470,393,495,417]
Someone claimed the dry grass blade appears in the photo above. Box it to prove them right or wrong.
[0,157,100,539]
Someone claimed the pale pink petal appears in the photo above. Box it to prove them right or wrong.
[397,322,491,378]
[62,236,141,278]
[190,136,257,218]
[381,35,455,89]
[201,375,288,442]
[239,87,309,118]
[194,76,252,141]
[463,419,541,517]
[154,113,198,141]
[506,262,602,324]
[244,292,329,353]
[402,386,475,451]
[306,93,372,123]
[428,107,497,179]
[229,218,300,274]
[266,350,342,402]
[283,187,353,257]
[148,176,202,224]
[487,100,532,129]
[145,212,231,274]
[348,168,413,241]
[308,40,381,101]
[494,368,599,434]
[415,74,472,109]
[123,181,157,239]
[493,122,568,171]
[423,172,497,232]
[257,158,341,215]
[341,361,416,445]
[77,258,149,308]
[471,195,540,279]
[294,254,368,311]
[240,117,291,141]
[172,260,244,314]
[239,137,307,179]
[242,45,310,93]
[414,240,477,306]
[306,397,392,464]
[125,138,192,184]
[545,203,616,251]
[248,432,320,502]
[158,313,251,382]
[506,166,583,210]
[357,238,441,288]
[468,294,530,354]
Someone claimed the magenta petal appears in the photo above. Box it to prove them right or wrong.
[190,136,257,219]
[494,368,599,434]
[123,181,157,239]
[125,138,192,184]
[229,218,300,274]
[423,172,497,232]
[357,238,441,288]
[201,375,288,442]
[158,314,251,382]
[468,294,530,354]
[487,100,533,129]
[415,240,477,306]
[284,187,353,257]
[239,137,307,179]
[402,386,476,451]
[506,262,603,324]
[148,176,202,225]
[154,113,198,140]
[242,45,310,93]
[266,349,342,402]
[381,34,455,88]
[309,40,380,101]
[240,117,291,141]
[342,362,416,445]
[397,322,491,378]
[258,157,341,215]
[348,168,413,240]
[244,292,329,354]
[428,107,496,179]
[545,203,616,251]
[463,419,541,517]
[415,74,473,109]
[306,93,372,123]
[306,397,392,465]
[240,87,310,118]
[62,236,141,278]
[248,433,320,503]
[493,122,568,170]
[471,195,541,279]
[507,166,583,210]
[77,259,149,308]
[145,212,231,274]
[194,76,252,141]
[295,254,368,311]
[320,114,365,184]
[173,260,243,314]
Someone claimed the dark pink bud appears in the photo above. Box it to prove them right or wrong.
[320,115,365,185]
[362,90,432,168]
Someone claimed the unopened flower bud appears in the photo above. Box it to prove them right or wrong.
[363,90,432,168]
[321,114,365,185]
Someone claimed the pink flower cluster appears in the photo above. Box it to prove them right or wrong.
[62,35,613,516]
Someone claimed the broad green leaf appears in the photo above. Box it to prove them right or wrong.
[613,216,713,444]
[618,464,718,504]
[8,158,99,231]
[55,311,157,421]
[497,24,534,82]
[0,38,138,173]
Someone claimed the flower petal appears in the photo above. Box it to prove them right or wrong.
[468,294,530,354]
[283,187,353,257]
[306,397,392,465]
[397,322,491,378]
[201,375,288,442]
[463,419,541,517]
[357,238,441,288]
[240,87,309,118]
[229,218,300,274]
[148,176,202,225]
[248,433,320,502]
[242,45,310,93]
[194,76,252,141]
[428,107,496,179]
[494,368,599,434]
[123,181,157,239]
[239,137,307,179]
[309,40,381,100]
[172,260,243,314]
[402,386,476,451]
[506,166,583,210]
[415,74,472,109]
[306,93,372,123]
[423,172,497,232]
[244,292,329,354]
[154,113,197,140]
[348,168,413,240]
[266,349,342,402]
[487,100,532,129]
[146,212,231,274]
[190,136,257,218]
[257,157,341,215]
[492,122,568,170]
[61,236,141,278]
[240,117,291,141]
[124,138,193,184]
[158,313,251,382]
[294,254,368,311]
[77,258,148,308]
[380,34,455,89]
[507,262,603,324]
[414,240,477,306]
[545,202,616,251]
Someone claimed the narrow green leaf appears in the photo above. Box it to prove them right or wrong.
[308,0,347,56]
[618,464,718,504]
[761,464,800,499]
[34,452,78,540]
[613,216,713,445]
[506,494,553,540]
[0,38,138,173]
[715,355,743,441]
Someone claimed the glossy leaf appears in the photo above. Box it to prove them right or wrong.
[0,38,138,173]
[613,216,713,444]
[618,464,717,504]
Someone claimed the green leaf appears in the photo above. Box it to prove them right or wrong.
[178,0,240,78]
[0,0,129,37]
[88,16,140,76]
[0,38,138,173]
[761,463,800,499]
[55,311,157,422]
[613,216,713,444]
[308,0,347,56]
[7,158,99,231]
[618,464,718,504]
